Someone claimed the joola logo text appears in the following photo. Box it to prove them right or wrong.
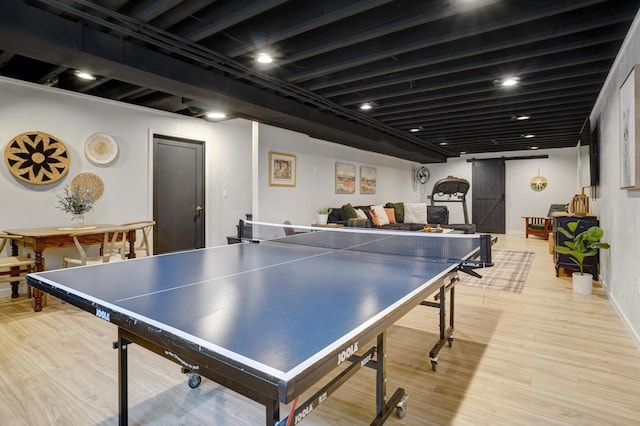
[337,342,358,365]
[294,403,313,424]
[95,308,110,322]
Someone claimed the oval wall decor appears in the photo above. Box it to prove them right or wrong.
[85,132,118,165]
[4,131,70,185]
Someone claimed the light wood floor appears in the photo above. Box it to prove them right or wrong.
[1,235,639,425]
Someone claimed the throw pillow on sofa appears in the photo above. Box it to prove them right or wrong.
[362,209,377,227]
[371,205,390,226]
[341,203,358,220]
[369,209,381,227]
[355,208,368,219]
[384,207,397,224]
[385,202,404,223]
[403,202,428,224]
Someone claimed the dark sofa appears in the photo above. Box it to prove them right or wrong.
[327,203,476,233]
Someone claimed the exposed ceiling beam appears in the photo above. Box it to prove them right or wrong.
[0,0,448,163]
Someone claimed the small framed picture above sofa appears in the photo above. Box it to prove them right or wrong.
[335,162,356,194]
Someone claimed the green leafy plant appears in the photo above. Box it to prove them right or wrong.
[56,186,94,215]
[555,222,610,274]
[316,207,333,214]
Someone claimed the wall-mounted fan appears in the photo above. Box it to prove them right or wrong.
[414,165,430,185]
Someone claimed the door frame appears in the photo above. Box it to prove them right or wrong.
[148,129,207,252]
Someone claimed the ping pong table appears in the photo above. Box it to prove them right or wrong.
[26,221,492,425]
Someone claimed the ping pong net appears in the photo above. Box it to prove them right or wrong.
[239,220,493,272]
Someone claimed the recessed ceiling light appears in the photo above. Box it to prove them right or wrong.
[522,133,536,139]
[439,142,448,146]
[360,102,373,111]
[256,53,273,64]
[206,111,227,119]
[409,128,420,132]
[494,76,520,87]
[502,77,519,87]
[460,151,467,154]
[512,114,531,121]
[529,146,539,150]
[74,70,96,80]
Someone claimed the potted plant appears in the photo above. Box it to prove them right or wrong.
[555,221,610,294]
[316,207,332,225]
[57,186,95,227]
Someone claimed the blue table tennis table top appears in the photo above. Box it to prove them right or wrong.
[28,230,480,384]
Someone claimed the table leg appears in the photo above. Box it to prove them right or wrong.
[265,399,279,426]
[372,332,406,424]
[9,242,19,298]
[32,250,45,312]
[127,230,136,259]
[117,328,130,426]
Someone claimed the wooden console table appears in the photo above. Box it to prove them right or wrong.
[3,225,137,311]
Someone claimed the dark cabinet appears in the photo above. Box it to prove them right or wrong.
[553,215,599,279]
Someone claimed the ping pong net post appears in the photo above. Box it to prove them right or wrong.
[457,234,493,279]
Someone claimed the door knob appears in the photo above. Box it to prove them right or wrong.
[195,205,204,212]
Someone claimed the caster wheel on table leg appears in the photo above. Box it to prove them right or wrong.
[396,394,408,419]
[448,337,454,348]
[188,373,202,389]
[431,360,438,372]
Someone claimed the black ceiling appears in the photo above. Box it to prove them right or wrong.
[1,0,638,163]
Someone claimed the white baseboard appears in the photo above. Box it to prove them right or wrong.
[607,288,640,353]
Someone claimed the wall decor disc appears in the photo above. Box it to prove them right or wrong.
[4,131,70,185]
[85,132,118,165]
[530,174,548,192]
[71,172,104,201]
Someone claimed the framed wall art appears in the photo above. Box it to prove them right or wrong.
[619,65,640,189]
[360,166,376,194]
[335,162,356,194]
[269,151,296,187]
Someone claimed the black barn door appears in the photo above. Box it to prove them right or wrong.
[472,159,505,233]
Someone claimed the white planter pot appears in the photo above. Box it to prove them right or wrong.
[572,272,593,295]
[316,213,329,225]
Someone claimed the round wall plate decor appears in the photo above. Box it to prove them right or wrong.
[530,175,548,192]
[85,132,118,165]
[4,131,70,185]
[71,172,104,201]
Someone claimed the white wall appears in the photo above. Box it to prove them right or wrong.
[590,12,640,347]
[424,148,578,233]
[256,123,421,225]
[0,77,251,271]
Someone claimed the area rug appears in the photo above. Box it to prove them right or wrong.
[459,250,534,293]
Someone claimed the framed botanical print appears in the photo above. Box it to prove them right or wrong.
[269,151,296,187]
